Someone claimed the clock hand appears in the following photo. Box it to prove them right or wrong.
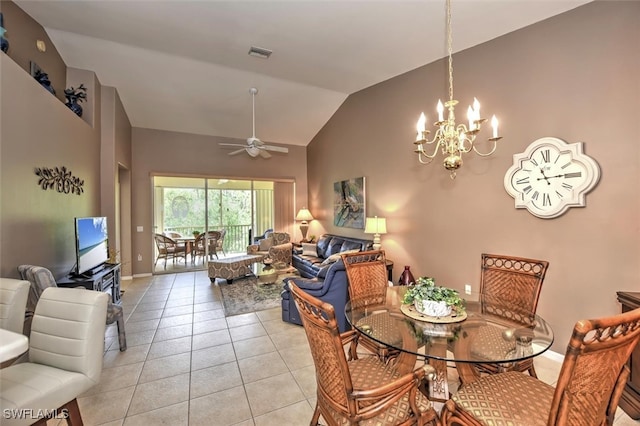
[539,169,551,185]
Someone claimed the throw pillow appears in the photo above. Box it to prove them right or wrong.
[259,238,273,251]
[301,243,318,257]
[320,249,360,266]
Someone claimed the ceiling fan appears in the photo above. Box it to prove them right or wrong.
[219,88,289,158]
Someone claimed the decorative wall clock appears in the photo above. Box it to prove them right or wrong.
[504,137,600,219]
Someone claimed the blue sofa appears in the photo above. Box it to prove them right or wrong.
[292,234,373,278]
[281,259,351,332]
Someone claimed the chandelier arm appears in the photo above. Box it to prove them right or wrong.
[415,138,443,160]
[472,141,499,157]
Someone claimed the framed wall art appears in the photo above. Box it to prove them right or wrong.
[333,177,366,228]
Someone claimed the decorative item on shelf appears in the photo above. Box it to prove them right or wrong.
[398,265,415,286]
[263,257,273,266]
[413,0,502,179]
[34,166,84,195]
[308,235,316,243]
[295,207,314,242]
[33,69,55,95]
[192,231,201,238]
[402,276,465,317]
[0,13,9,53]
[364,216,387,250]
[64,84,87,117]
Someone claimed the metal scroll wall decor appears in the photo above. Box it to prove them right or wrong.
[34,166,84,195]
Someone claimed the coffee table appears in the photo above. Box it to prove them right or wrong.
[254,262,298,285]
[208,254,264,283]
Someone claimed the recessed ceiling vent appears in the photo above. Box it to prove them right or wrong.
[248,46,272,59]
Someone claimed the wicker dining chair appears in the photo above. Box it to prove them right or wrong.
[341,250,403,366]
[471,253,549,378]
[441,306,640,426]
[288,281,439,426]
[153,233,187,269]
[193,231,221,263]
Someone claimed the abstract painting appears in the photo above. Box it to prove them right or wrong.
[333,177,366,228]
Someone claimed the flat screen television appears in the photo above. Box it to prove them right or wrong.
[74,216,109,275]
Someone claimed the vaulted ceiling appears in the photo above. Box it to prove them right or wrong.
[15,1,591,147]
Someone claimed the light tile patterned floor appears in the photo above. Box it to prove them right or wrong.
[47,271,636,425]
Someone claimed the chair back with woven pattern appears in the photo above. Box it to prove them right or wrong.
[549,307,640,425]
[341,250,387,307]
[288,282,354,414]
[154,233,173,255]
[480,253,549,314]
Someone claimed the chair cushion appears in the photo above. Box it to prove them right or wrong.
[259,238,273,251]
[0,363,96,426]
[322,356,432,425]
[451,371,554,426]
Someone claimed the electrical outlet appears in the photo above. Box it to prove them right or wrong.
[464,284,472,295]
[137,254,142,261]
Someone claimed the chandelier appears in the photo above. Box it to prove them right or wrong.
[414,0,502,179]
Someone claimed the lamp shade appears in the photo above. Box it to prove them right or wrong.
[364,216,387,234]
[296,208,314,222]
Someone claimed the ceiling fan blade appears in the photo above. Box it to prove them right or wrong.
[262,145,289,153]
[258,149,272,159]
[219,143,246,148]
[228,148,246,156]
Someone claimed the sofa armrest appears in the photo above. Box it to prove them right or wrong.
[285,277,325,292]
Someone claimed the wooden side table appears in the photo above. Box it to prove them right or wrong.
[617,291,640,419]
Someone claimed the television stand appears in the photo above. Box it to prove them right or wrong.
[57,263,121,304]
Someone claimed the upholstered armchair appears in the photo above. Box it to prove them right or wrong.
[247,231,292,265]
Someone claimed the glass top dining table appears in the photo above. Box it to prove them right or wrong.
[345,286,554,401]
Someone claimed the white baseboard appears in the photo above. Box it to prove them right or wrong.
[541,348,564,363]
[132,273,153,278]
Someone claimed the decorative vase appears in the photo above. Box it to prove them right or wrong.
[415,300,452,317]
[66,97,83,117]
[398,265,415,286]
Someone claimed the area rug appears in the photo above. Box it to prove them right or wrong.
[219,272,298,316]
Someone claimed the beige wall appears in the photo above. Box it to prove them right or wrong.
[0,1,132,280]
[0,53,102,278]
[307,1,640,353]
[131,128,308,276]
[0,1,66,103]
[101,87,133,277]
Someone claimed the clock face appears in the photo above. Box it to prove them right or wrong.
[504,137,600,219]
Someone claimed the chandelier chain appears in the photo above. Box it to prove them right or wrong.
[447,0,454,103]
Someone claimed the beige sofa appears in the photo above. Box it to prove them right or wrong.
[247,231,292,265]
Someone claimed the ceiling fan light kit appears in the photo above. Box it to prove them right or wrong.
[219,87,289,159]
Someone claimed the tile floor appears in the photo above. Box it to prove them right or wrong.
[52,271,636,425]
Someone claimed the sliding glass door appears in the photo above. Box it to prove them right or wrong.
[152,176,285,273]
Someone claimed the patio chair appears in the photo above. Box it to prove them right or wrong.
[216,229,227,256]
[288,281,439,425]
[193,231,221,263]
[154,233,187,269]
[471,253,549,379]
[441,306,640,426]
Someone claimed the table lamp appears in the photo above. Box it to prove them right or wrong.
[364,216,387,250]
[295,208,314,242]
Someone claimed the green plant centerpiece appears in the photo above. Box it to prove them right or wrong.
[402,276,465,317]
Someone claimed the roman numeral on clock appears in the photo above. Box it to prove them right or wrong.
[516,177,530,185]
[565,172,582,178]
[531,191,539,201]
[543,193,552,206]
[541,149,550,163]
